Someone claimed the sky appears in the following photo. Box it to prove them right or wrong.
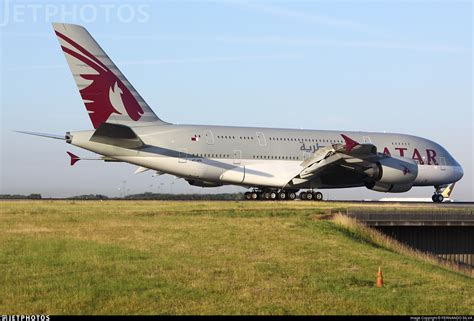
[0,0,472,200]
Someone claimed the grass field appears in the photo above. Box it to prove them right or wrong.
[0,200,472,315]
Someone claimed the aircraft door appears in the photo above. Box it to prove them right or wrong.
[256,132,267,146]
[204,130,215,145]
[233,150,242,164]
[439,157,446,171]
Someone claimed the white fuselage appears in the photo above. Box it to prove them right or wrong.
[68,123,464,191]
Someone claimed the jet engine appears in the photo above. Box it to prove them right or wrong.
[364,156,418,193]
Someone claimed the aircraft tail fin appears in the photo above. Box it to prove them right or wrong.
[52,23,167,129]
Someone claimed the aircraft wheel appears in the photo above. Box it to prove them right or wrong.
[251,192,259,200]
[436,194,444,203]
[306,192,314,201]
[278,191,287,200]
[300,192,307,200]
[315,192,323,201]
[263,192,271,200]
[270,192,277,200]
[432,194,444,203]
[245,192,252,200]
[288,191,297,200]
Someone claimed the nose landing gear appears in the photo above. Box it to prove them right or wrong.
[432,184,453,203]
[432,194,444,203]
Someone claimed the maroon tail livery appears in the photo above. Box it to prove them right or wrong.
[52,23,164,129]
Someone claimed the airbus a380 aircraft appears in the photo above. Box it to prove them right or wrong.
[20,23,464,202]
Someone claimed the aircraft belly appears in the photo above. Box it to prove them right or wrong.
[219,166,245,184]
[177,159,209,178]
[244,162,299,187]
[109,155,209,179]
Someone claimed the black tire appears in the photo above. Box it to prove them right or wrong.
[288,192,297,200]
[432,194,437,202]
[264,192,270,200]
[270,192,277,200]
[315,192,323,201]
[306,192,314,200]
[436,194,444,203]
[251,192,258,200]
[245,192,251,200]
[300,192,307,200]
[278,191,287,200]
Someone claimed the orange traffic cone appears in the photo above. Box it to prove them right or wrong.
[376,266,384,288]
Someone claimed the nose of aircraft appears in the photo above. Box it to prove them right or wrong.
[450,156,464,182]
[454,162,464,182]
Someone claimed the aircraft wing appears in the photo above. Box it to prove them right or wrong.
[286,134,382,188]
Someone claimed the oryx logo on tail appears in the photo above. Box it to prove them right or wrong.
[55,31,143,128]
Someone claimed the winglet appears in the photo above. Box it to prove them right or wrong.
[341,134,359,153]
[67,151,80,166]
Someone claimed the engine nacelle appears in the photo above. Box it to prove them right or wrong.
[186,179,222,188]
[365,156,418,193]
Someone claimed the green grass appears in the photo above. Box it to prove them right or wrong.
[0,200,472,315]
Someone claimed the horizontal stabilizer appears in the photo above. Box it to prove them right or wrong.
[67,151,108,165]
[90,123,144,148]
[15,131,65,140]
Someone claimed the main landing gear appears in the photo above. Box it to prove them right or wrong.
[244,189,323,201]
[299,191,323,201]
